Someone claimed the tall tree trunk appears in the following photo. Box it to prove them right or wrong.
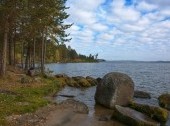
[0,21,9,76]
[41,31,45,74]
[21,41,24,69]
[8,28,14,66]
[25,45,30,70]
[33,37,36,68]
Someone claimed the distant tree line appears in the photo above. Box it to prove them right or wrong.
[0,0,71,76]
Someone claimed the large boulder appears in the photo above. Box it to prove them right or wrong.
[158,93,170,110]
[112,105,160,126]
[95,72,134,108]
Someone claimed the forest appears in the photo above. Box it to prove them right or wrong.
[0,0,97,76]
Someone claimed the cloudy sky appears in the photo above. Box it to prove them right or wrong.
[65,0,170,61]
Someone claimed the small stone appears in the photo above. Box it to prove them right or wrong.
[134,90,151,99]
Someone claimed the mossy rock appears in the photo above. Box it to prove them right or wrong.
[56,77,68,86]
[129,102,169,123]
[77,78,91,87]
[73,77,91,87]
[86,76,98,86]
[158,93,170,110]
[112,105,159,126]
[66,78,80,87]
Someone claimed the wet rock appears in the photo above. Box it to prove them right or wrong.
[158,93,170,110]
[95,72,134,108]
[72,76,91,87]
[96,77,102,83]
[55,74,68,78]
[59,99,89,114]
[112,105,160,126]
[66,78,79,87]
[86,76,98,86]
[134,90,151,99]
[129,102,169,123]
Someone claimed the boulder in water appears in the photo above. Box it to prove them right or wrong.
[158,93,170,110]
[112,105,160,126]
[95,72,134,108]
[134,90,151,99]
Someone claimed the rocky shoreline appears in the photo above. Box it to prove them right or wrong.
[5,72,170,126]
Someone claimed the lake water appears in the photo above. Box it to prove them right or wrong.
[46,61,170,98]
[45,61,170,125]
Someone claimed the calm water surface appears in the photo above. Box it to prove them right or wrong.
[46,61,170,98]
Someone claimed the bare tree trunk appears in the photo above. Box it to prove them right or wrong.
[41,31,45,74]
[8,28,14,66]
[33,37,36,68]
[0,21,9,76]
[21,41,24,69]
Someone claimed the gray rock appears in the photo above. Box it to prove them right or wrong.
[95,72,134,108]
[134,90,151,99]
[59,99,89,114]
[112,105,160,126]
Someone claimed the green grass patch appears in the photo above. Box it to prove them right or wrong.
[0,77,61,125]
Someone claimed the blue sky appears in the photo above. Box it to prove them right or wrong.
[65,0,170,61]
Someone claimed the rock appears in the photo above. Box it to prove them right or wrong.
[96,77,102,83]
[134,90,151,99]
[66,78,79,87]
[27,67,35,77]
[112,105,160,126]
[158,93,170,110]
[72,76,91,87]
[59,99,89,114]
[129,102,169,123]
[55,74,68,78]
[86,76,98,86]
[95,72,134,108]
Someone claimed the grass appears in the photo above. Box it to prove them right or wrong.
[0,74,62,125]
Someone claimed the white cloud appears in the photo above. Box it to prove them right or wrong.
[65,0,170,60]
[136,1,157,12]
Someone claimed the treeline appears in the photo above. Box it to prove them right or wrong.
[0,0,71,76]
[46,43,98,63]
